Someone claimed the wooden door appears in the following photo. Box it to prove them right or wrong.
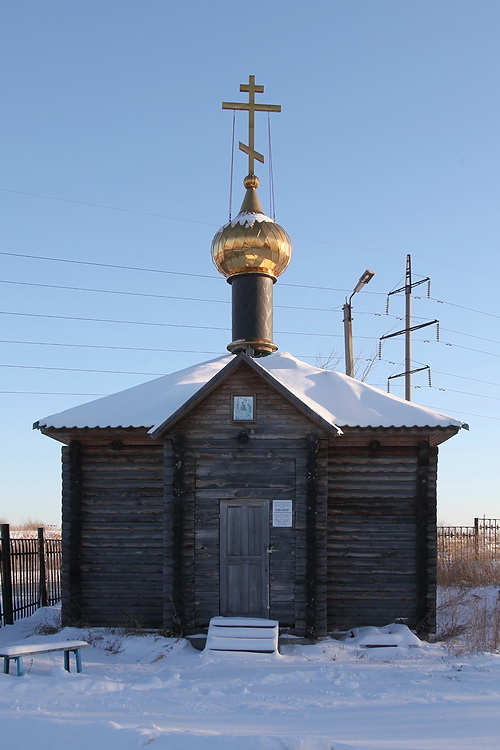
[220,499,270,618]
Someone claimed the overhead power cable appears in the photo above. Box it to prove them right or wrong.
[0,187,217,227]
[425,339,500,359]
[421,297,500,321]
[0,310,349,339]
[378,359,500,389]
[0,363,166,376]
[4,308,500,356]
[4,279,500,341]
[4,250,500,316]
[0,339,223,355]
[0,391,108,396]
[0,251,219,281]
[2,362,498,402]
[3,187,499,280]
[0,389,496,423]
[0,339,320,363]
[0,279,369,314]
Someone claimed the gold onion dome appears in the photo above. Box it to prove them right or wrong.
[211,175,292,280]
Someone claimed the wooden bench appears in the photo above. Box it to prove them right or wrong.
[0,640,89,676]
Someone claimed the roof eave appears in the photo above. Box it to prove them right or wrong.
[338,424,461,446]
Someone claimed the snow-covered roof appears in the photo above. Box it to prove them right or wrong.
[35,351,466,434]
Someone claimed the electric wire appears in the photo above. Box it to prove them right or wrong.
[378,359,500,389]
[0,391,108,396]
[0,279,408,315]
[2,243,499,412]
[3,251,500,320]
[0,310,350,338]
[0,188,217,227]
[0,339,223,355]
[2,310,499,354]
[2,187,499,282]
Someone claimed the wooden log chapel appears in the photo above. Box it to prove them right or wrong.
[35,76,465,639]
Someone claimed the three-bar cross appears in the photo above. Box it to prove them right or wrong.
[222,75,281,176]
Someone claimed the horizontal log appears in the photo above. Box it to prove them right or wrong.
[196,460,295,476]
[82,448,162,458]
[328,547,417,568]
[82,480,163,490]
[329,537,417,548]
[330,507,416,517]
[330,492,417,502]
[70,503,164,517]
[80,557,163,568]
[328,458,417,468]
[196,488,295,499]
[81,525,164,534]
[328,534,417,545]
[82,569,165,590]
[330,577,417,588]
[80,545,164,554]
[196,478,296,490]
[82,492,164,501]
[81,460,162,470]
[330,520,416,533]
[79,604,163,616]
[81,593,163,605]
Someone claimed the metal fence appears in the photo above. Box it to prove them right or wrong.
[0,524,62,626]
[438,518,500,562]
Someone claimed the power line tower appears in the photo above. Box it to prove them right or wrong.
[380,254,438,401]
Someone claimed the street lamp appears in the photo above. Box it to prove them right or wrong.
[343,269,375,378]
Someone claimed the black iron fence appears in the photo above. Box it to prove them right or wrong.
[0,524,62,626]
[438,518,500,562]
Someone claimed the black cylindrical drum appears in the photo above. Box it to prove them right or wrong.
[227,274,276,356]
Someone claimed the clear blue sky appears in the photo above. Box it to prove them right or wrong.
[2,0,499,525]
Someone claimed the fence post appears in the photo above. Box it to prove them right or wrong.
[1,524,14,625]
[474,517,480,561]
[38,527,48,608]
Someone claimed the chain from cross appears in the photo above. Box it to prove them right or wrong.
[222,75,281,176]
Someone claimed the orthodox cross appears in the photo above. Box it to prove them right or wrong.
[222,75,281,176]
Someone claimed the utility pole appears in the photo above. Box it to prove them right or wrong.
[380,254,437,401]
[343,270,375,377]
[405,255,412,400]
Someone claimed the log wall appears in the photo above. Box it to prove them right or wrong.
[326,441,438,634]
[62,438,164,627]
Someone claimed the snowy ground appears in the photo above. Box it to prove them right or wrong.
[1,603,500,750]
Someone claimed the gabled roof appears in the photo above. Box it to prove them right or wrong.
[35,351,467,436]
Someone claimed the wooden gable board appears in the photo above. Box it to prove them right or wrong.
[149,352,341,439]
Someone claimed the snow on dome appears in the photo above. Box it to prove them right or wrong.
[230,211,274,228]
[35,351,466,433]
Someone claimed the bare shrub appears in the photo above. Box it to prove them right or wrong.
[437,534,500,652]
[438,556,500,588]
[437,587,500,653]
[82,631,104,648]
[103,633,124,655]
[122,609,147,636]
[16,519,48,531]
[33,621,61,636]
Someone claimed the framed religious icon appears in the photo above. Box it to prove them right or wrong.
[232,395,255,422]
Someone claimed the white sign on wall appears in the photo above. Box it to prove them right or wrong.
[272,500,293,528]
